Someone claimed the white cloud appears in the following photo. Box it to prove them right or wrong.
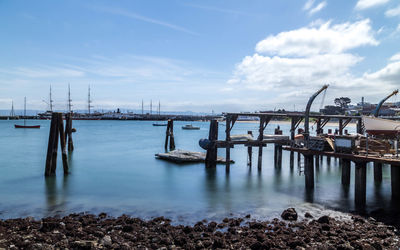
[355,0,390,10]
[390,52,400,61]
[385,5,400,17]
[309,1,327,15]
[255,19,378,57]
[303,0,316,10]
[228,19,393,108]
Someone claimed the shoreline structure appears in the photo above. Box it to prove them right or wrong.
[0,208,398,249]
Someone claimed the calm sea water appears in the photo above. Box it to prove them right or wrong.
[0,120,396,223]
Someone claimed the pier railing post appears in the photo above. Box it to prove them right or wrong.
[355,161,367,208]
[205,120,218,168]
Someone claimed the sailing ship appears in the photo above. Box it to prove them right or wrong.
[363,116,400,136]
[15,97,40,128]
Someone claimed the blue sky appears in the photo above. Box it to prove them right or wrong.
[1,0,400,113]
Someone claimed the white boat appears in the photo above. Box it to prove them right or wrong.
[182,124,200,130]
[362,116,400,136]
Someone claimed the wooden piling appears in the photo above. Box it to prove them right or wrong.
[391,165,400,199]
[355,161,367,207]
[247,131,253,167]
[304,154,314,189]
[225,117,231,172]
[50,114,60,175]
[45,113,59,176]
[57,113,69,175]
[289,151,294,169]
[164,119,175,151]
[205,120,218,168]
[341,159,351,185]
[374,162,383,183]
[65,113,74,151]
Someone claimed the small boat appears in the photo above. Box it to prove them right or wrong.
[363,116,400,136]
[153,123,167,126]
[14,124,40,129]
[15,97,40,129]
[182,124,200,130]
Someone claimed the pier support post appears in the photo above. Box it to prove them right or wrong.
[45,113,69,176]
[374,162,383,184]
[315,155,320,170]
[57,113,69,174]
[164,119,175,151]
[205,120,218,168]
[225,117,231,172]
[341,159,351,186]
[289,151,294,169]
[304,154,314,189]
[355,161,367,207]
[247,131,253,167]
[327,156,331,165]
[65,113,74,151]
[391,165,400,199]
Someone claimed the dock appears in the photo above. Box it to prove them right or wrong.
[202,112,400,208]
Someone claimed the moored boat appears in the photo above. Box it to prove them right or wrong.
[182,124,200,130]
[14,124,40,129]
[153,123,167,126]
[362,116,400,136]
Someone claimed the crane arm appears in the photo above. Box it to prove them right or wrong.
[374,89,398,117]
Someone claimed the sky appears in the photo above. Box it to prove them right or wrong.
[0,0,400,113]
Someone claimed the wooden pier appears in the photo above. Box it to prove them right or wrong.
[204,112,400,208]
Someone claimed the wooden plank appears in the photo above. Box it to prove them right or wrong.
[283,146,400,165]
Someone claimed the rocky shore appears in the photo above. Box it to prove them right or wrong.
[0,208,399,249]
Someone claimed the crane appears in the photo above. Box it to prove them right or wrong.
[304,84,329,148]
[373,90,398,117]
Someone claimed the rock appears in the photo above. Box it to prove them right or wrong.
[317,215,330,224]
[281,208,298,221]
[100,235,112,247]
[304,212,313,218]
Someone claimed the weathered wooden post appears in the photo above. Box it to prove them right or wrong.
[341,159,351,185]
[355,161,367,207]
[225,117,231,172]
[391,165,400,199]
[374,162,383,183]
[164,119,175,151]
[205,120,218,168]
[247,131,253,167]
[45,112,69,176]
[315,155,320,170]
[65,113,74,151]
[339,119,343,135]
[274,126,282,168]
[45,113,58,176]
[257,117,265,170]
[57,113,69,174]
[304,154,314,189]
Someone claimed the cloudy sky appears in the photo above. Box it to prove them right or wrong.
[1,0,400,113]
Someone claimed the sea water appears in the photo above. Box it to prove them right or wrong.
[0,120,396,224]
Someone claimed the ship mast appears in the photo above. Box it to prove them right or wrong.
[141,99,144,115]
[158,101,160,116]
[24,97,26,126]
[10,100,15,117]
[88,85,93,115]
[49,85,53,112]
[67,84,72,113]
[150,100,152,115]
